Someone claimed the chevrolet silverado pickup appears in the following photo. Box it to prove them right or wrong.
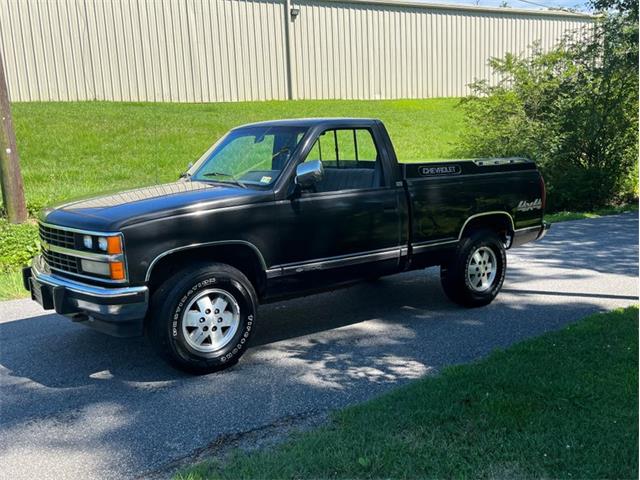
[23,118,548,373]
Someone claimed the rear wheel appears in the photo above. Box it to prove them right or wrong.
[147,262,257,374]
[440,229,506,308]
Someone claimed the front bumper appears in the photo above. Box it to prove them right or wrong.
[23,255,148,337]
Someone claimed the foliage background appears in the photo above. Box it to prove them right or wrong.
[459,0,638,211]
[0,219,38,272]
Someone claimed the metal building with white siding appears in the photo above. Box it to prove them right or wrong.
[0,0,593,102]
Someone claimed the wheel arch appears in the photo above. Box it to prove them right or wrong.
[459,211,514,242]
[145,241,268,297]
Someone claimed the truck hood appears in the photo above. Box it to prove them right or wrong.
[41,180,272,231]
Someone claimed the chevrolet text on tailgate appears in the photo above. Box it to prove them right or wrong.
[24,119,549,373]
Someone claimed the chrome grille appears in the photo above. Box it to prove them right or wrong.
[39,223,75,249]
[42,249,80,274]
[37,223,126,283]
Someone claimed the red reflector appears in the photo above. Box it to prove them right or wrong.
[539,174,546,211]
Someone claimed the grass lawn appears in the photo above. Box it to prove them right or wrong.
[545,204,638,223]
[10,99,465,212]
[177,306,639,480]
[0,271,26,301]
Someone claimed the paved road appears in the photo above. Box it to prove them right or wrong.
[1,213,637,479]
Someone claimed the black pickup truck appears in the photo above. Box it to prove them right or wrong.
[24,118,548,373]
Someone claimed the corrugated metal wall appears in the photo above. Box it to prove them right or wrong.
[0,0,289,101]
[0,0,593,102]
[289,0,592,99]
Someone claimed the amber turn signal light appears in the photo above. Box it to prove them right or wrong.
[107,236,123,254]
[109,261,125,280]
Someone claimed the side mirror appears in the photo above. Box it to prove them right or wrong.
[295,160,323,189]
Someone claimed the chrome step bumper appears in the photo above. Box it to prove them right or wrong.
[23,255,148,337]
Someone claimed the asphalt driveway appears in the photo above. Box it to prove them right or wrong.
[0,213,637,479]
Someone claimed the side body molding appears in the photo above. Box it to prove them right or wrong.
[143,213,519,283]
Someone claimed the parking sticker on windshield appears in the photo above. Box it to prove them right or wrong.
[260,176,272,184]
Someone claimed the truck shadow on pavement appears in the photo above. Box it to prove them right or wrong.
[1,272,458,389]
[0,268,627,392]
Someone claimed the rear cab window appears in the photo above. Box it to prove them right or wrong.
[304,128,384,192]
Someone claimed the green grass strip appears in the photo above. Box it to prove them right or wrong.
[545,204,638,223]
[0,270,27,301]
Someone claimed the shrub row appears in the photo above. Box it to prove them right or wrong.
[459,1,638,212]
[0,220,38,273]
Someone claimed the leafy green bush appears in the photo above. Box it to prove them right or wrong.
[0,220,39,272]
[460,0,638,212]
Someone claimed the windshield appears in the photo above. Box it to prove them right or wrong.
[190,126,308,187]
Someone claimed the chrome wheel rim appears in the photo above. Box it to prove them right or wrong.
[182,289,240,353]
[467,246,498,292]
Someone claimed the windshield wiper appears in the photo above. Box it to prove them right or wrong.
[201,171,247,188]
[272,147,289,159]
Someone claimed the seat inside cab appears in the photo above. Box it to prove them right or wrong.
[307,128,384,192]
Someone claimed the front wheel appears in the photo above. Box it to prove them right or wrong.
[147,262,258,374]
[440,229,506,308]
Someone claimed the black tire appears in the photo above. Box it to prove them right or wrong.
[147,262,258,374]
[440,229,506,308]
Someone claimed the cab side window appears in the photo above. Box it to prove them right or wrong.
[304,128,383,192]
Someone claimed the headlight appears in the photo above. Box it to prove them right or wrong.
[77,233,125,281]
[80,258,125,281]
[79,234,122,255]
[96,236,122,254]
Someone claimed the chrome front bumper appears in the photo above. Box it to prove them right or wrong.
[23,255,149,337]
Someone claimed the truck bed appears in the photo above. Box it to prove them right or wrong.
[401,157,544,261]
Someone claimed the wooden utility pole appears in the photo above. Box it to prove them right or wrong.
[0,49,27,223]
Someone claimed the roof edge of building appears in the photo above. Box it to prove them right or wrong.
[316,0,595,19]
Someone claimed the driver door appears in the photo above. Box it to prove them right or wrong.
[270,127,403,291]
